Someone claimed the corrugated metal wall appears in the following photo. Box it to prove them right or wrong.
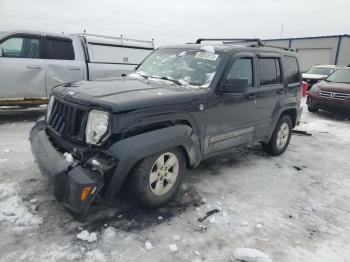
[263,35,350,72]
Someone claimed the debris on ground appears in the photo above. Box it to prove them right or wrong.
[198,209,220,222]
[233,248,272,262]
[168,243,178,253]
[77,230,98,242]
[292,130,312,136]
[63,152,74,163]
[293,166,302,171]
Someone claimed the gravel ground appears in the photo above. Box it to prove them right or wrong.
[0,101,350,262]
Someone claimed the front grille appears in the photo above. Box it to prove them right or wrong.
[319,90,350,100]
[47,98,88,142]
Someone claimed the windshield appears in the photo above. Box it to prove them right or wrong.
[131,48,222,88]
[326,69,350,83]
[306,66,334,76]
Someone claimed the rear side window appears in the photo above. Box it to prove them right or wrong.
[284,56,300,84]
[258,58,282,86]
[0,36,40,58]
[45,37,75,60]
[226,58,253,87]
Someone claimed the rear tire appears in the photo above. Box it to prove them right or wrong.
[262,115,292,156]
[126,148,185,208]
[307,105,319,113]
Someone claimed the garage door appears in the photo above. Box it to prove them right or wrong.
[296,48,332,72]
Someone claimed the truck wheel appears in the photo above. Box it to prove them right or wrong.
[127,148,185,208]
[307,105,318,113]
[262,115,292,156]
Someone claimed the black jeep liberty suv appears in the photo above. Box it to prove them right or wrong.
[30,38,303,218]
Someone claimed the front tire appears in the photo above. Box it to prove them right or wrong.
[307,105,319,113]
[126,148,185,208]
[262,115,292,156]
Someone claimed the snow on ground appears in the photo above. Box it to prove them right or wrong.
[0,101,350,262]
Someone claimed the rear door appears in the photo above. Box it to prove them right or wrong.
[254,53,286,138]
[44,36,84,95]
[0,33,46,99]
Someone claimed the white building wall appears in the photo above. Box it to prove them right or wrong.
[337,37,350,66]
[263,35,350,71]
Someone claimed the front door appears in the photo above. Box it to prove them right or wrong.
[0,34,46,99]
[44,36,84,95]
[205,53,258,154]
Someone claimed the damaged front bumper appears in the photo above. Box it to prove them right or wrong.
[29,120,104,219]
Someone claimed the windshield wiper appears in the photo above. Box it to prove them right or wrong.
[149,76,184,86]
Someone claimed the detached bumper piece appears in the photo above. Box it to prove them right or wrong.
[30,120,104,220]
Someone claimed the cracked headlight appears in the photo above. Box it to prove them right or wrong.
[85,110,110,145]
[46,95,55,122]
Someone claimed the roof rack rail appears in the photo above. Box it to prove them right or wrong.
[261,43,295,52]
[195,38,264,46]
[195,38,295,52]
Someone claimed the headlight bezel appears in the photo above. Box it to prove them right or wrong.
[85,109,110,145]
[309,84,320,94]
[46,95,55,122]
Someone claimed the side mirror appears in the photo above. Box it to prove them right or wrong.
[221,79,249,93]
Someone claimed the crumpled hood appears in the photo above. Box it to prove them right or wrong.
[53,77,207,113]
[317,81,350,94]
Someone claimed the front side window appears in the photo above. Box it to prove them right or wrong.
[259,58,282,86]
[45,37,75,60]
[226,58,253,87]
[132,48,222,88]
[0,36,40,58]
[284,56,300,84]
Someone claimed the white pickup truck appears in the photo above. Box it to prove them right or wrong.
[0,31,154,106]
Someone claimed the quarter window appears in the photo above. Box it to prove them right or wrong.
[259,58,282,86]
[226,58,253,87]
[284,56,300,84]
[0,36,40,58]
[45,37,75,60]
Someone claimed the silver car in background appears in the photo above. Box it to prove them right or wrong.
[0,31,154,106]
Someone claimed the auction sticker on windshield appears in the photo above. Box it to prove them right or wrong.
[195,52,219,61]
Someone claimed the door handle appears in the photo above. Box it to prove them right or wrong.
[277,88,287,94]
[68,66,81,71]
[246,93,256,100]
[26,65,41,69]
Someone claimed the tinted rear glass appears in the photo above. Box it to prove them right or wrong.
[259,58,281,85]
[45,37,74,60]
[284,56,300,84]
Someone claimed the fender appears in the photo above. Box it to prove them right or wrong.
[103,125,201,202]
[266,96,300,141]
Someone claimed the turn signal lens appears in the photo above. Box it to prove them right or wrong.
[80,186,92,201]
